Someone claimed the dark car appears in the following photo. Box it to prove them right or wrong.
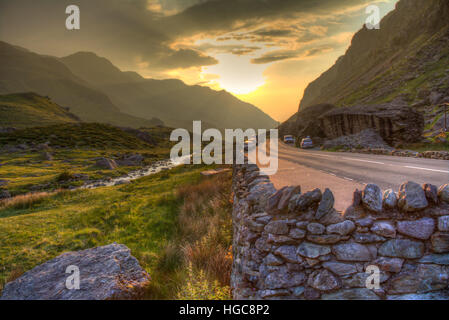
[283,135,295,144]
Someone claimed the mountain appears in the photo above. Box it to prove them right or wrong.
[0,41,163,128]
[60,52,277,130]
[0,92,79,129]
[282,0,449,142]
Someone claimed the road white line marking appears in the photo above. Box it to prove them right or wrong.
[404,166,449,173]
[296,151,334,158]
[344,177,354,181]
[342,157,384,165]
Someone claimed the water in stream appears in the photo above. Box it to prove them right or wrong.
[82,155,191,189]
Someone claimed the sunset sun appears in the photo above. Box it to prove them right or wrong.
[203,53,267,95]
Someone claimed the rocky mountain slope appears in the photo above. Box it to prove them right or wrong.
[60,52,277,130]
[0,93,80,129]
[0,42,163,129]
[281,0,449,146]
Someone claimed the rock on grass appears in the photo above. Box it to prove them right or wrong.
[0,243,151,300]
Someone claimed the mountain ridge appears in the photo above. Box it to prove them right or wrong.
[281,0,449,144]
[0,41,276,130]
[298,0,449,110]
[60,51,277,130]
[0,92,80,129]
[0,41,163,128]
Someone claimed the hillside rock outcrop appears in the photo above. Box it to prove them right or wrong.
[0,243,150,300]
[319,104,424,145]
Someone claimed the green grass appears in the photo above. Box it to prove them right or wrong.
[0,123,160,149]
[0,123,174,195]
[337,28,449,108]
[0,148,167,195]
[401,140,449,152]
[0,92,79,128]
[0,164,233,299]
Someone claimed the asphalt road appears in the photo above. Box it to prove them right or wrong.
[262,142,449,211]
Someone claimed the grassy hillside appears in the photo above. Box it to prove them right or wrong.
[336,28,449,108]
[299,0,449,110]
[61,52,277,130]
[0,166,233,299]
[0,92,79,128]
[0,123,154,149]
[0,41,163,128]
[0,123,172,195]
[281,0,449,150]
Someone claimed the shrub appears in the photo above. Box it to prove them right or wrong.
[0,191,55,210]
[157,241,183,272]
[56,170,74,182]
[176,263,230,300]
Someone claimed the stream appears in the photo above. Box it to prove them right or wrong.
[81,155,191,189]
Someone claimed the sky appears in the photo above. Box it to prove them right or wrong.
[0,0,398,121]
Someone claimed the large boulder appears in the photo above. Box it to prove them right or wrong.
[116,154,144,167]
[398,182,428,212]
[0,244,150,300]
[95,158,118,170]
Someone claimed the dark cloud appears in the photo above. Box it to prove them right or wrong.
[155,48,218,69]
[304,46,333,57]
[0,0,381,72]
[160,0,367,37]
[252,28,295,37]
[0,0,218,70]
[250,44,334,64]
[251,51,299,64]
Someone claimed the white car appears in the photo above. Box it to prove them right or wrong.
[300,137,314,149]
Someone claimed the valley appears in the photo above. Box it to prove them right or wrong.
[0,0,448,302]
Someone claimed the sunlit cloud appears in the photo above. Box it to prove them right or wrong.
[204,53,267,94]
[0,0,399,120]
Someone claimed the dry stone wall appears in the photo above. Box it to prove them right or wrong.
[231,163,449,300]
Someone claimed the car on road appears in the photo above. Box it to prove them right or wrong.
[300,136,314,149]
[283,135,295,144]
[244,136,258,151]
